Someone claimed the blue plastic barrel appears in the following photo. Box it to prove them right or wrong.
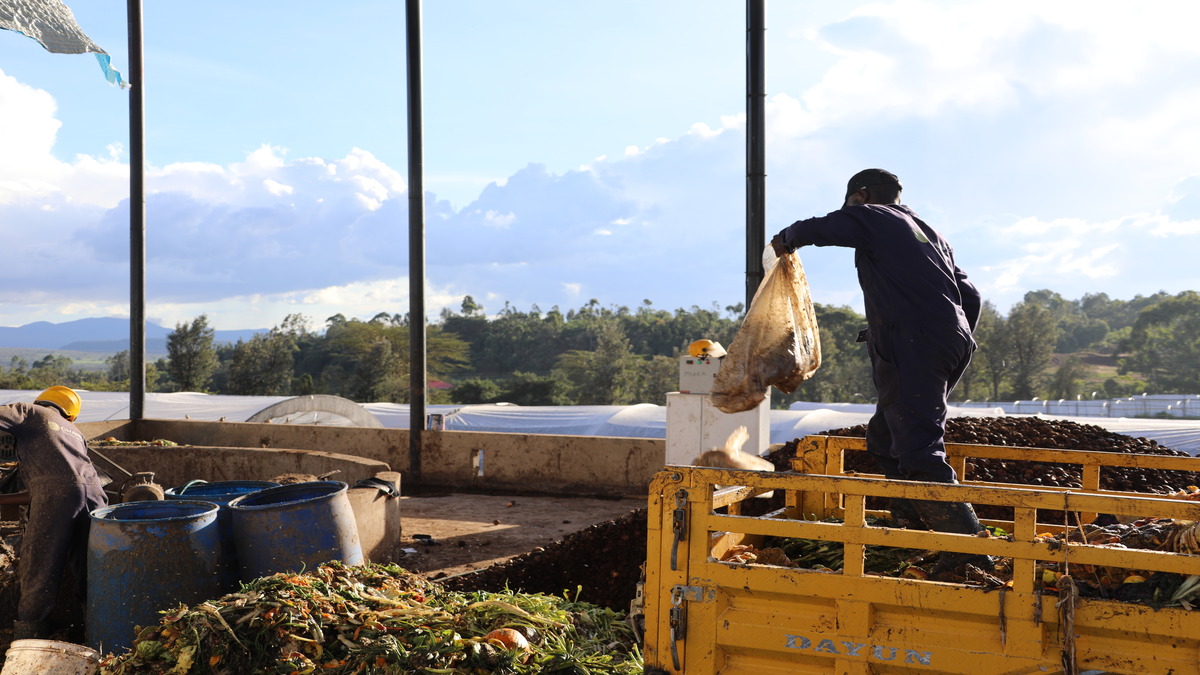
[86,500,225,653]
[227,481,363,582]
[165,480,279,591]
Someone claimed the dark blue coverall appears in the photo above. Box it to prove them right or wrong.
[0,402,108,633]
[775,203,982,484]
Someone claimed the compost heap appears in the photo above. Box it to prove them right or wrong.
[437,417,1200,618]
[810,415,1200,495]
[96,561,642,675]
[721,510,1200,609]
[440,509,648,613]
[744,415,1200,607]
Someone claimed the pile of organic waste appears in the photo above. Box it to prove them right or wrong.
[732,516,1007,583]
[1032,516,1200,608]
[766,416,1200,522]
[97,561,642,675]
[723,515,1200,610]
[441,508,647,612]
[796,416,1200,494]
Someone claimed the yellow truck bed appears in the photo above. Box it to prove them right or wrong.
[643,435,1200,674]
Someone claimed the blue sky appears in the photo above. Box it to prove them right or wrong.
[2,1,1199,332]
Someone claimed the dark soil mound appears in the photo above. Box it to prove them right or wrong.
[441,508,648,612]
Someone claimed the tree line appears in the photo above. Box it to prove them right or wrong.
[2,289,1198,407]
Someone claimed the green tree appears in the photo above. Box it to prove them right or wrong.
[226,315,306,396]
[466,303,565,376]
[451,377,503,404]
[29,354,74,386]
[781,304,872,405]
[1007,300,1060,399]
[319,315,468,403]
[1119,291,1200,392]
[166,315,219,392]
[969,301,1010,401]
[553,318,640,405]
[440,296,490,360]
[630,354,679,405]
[107,350,130,382]
[500,372,570,406]
[1048,355,1087,400]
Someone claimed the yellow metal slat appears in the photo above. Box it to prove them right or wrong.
[644,461,1200,675]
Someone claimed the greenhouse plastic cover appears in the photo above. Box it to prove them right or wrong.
[4,389,1200,455]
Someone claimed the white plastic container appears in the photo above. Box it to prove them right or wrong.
[0,639,100,675]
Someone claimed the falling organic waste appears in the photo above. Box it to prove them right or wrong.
[97,561,643,675]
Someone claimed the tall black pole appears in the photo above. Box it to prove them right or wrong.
[127,0,146,421]
[745,0,766,309]
[405,0,426,481]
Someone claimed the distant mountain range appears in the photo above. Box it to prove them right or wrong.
[0,318,264,353]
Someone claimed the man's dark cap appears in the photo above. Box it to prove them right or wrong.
[845,168,902,200]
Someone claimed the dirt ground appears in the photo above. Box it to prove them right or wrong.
[392,489,647,580]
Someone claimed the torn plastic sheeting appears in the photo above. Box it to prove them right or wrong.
[0,0,127,85]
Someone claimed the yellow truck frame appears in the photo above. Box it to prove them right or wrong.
[644,435,1200,674]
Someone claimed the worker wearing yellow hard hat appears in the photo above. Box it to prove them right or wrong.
[0,386,108,640]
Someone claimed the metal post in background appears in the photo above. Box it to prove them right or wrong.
[406,0,426,481]
[127,0,146,421]
[745,0,766,309]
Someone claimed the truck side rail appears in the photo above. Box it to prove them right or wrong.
[645,466,1200,674]
[793,435,1200,524]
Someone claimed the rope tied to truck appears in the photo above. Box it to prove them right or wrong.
[1057,575,1080,675]
[1057,489,1080,675]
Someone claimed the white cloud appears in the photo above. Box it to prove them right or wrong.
[482,210,516,228]
[145,277,465,331]
[7,2,1200,329]
[687,122,724,139]
[263,179,293,196]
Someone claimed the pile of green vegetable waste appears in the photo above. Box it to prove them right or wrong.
[98,561,642,675]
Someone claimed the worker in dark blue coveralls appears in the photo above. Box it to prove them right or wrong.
[0,386,108,640]
[771,169,990,569]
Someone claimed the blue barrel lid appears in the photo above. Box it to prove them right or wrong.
[165,480,280,499]
[227,481,349,510]
[91,500,219,522]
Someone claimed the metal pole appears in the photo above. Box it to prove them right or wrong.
[745,0,766,309]
[406,0,426,481]
[127,0,146,421]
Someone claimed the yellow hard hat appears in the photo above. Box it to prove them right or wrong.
[688,339,727,359]
[36,386,81,422]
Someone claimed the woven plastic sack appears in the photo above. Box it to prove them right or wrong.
[710,247,821,413]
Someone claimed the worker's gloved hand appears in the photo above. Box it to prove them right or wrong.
[769,233,788,257]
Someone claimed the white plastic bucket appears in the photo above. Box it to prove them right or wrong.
[0,639,100,675]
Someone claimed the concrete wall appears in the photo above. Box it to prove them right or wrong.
[82,419,665,496]
[347,471,402,562]
[87,443,390,489]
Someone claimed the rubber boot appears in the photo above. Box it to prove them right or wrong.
[11,619,48,641]
[910,500,994,575]
[888,497,929,530]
